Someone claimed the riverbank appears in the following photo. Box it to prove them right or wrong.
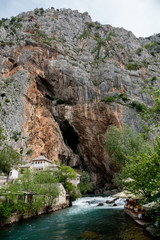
[0,196,154,240]
[1,201,70,227]
[125,207,160,237]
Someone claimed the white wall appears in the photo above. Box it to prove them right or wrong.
[9,169,19,180]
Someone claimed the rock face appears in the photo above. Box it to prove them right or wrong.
[0,7,160,191]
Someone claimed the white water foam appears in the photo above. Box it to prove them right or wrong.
[72,196,125,209]
[64,196,126,216]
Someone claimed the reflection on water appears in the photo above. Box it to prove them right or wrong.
[0,196,157,240]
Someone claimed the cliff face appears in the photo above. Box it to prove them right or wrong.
[0,7,160,191]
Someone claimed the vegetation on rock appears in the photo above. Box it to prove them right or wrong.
[78,171,93,194]
[0,126,21,176]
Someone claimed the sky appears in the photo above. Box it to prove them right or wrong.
[0,0,160,38]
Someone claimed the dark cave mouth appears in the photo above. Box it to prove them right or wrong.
[60,120,79,153]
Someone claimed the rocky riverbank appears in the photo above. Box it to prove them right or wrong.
[125,207,160,237]
[0,201,70,227]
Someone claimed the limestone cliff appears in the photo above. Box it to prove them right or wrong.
[0,7,160,191]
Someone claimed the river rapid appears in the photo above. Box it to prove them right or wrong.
[0,196,156,240]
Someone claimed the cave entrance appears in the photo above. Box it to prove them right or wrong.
[60,120,79,153]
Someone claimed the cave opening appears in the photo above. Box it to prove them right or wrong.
[60,120,79,153]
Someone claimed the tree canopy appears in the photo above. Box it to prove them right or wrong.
[0,126,21,175]
[105,125,160,204]
[115,151,160,200]
[105,124,151,169]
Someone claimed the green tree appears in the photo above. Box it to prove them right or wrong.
[105,124,150,169]
[0,145,21,176]
[115,151,160,200]
[33,170,59,184]
[0,126,21,175]
[58,165,77,183]
[0,126,6,144]
[0,169,60,220]
[58,166,80,201]
[78,171,93,194]
[141,82,160,128]
[33,171,60,207]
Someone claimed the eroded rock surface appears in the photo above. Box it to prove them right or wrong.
[0,7,160,190]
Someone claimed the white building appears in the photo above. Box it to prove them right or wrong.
[9,169,19,180]
[31,156,54,170]
[67,173,81,186]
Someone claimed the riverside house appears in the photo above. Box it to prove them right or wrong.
[9,156,59,180]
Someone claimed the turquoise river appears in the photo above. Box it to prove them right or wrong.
[0,196,157,240]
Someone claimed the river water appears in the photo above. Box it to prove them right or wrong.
[0,196,156,240]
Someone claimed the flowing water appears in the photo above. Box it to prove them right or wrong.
[0,196,156,240]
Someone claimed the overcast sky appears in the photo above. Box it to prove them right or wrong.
[0,0,160,38]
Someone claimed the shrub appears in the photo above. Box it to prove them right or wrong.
[12,131,21,142]
[14,23,22,29]
[87,22,95,28]
[78,29,91,40]
[96,24,101,29]
[143,42,156,50]
[0,202,12,222]
[149,76,157,81]
[17,18,22,22]
[10,16,16,25]
[34,9,39,15]
[40,8,44,15]
[141,60,149,68]
[93,80,99,86]
[106,31,117,41]
[5,99,10,103]
[118,93,129,102]
[1,93,6,98]
[103,96,116,103]
[92,36,105,59]
[56,99,64,105]
[131,101,146,112]
[26,149,33,155]
[0,18,7,26]
[136,48,143,56]
[1,41,6,47]
[126,62,141,70]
